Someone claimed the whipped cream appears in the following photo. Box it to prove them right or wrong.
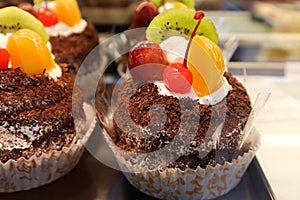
[159,36,231,105]
[155,78,231,105]
[0,33,62,79]
[45,19,87,37]
[37,1,87,37]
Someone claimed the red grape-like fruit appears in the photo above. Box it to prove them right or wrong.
[128,41,168,82]
[0,48,10,70]
[163,62,193,94]
[37,7,58,27]
[133,1,158,28]
[18,2,37,17]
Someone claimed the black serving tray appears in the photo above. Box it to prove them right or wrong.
[0,146,276,200]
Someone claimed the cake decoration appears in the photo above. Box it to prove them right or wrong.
[6,29,56,75]
[36,3,58,27]
[0,47,10,70]
[32,0,87,37]
[0,6,60,77]
[132,0,195,28]
[0,6,49,42]
[127,9,229,104]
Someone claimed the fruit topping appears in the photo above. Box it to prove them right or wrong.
[151,0,195,8]
[187,35,225,96]
[0,6,49,43]
[146,8,218,45]
[37,7,58,27]
[133,1,158,28]
[55,0,82,26]
[17,2,37,17]
[163,62,193,93]
[0,48,10,70]
[6,29,55,75]
[128,41,168,82]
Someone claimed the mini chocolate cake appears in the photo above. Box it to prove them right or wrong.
[108,72,252,170]
[0,68,84,163]
[50,22,99,75]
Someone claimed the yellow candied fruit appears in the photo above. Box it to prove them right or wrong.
[173,2,188,9]
[6,29,55,76]
[187,35,225,97]
[55,0,81,26]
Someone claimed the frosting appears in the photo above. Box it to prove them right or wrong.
[155,78,231,105]
[45,19,87,37]
[0,33,62,79]
[37,1,87,37]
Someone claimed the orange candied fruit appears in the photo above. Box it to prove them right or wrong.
[55,0,82,26]
[187,35,225,97]
[6,29,55,75]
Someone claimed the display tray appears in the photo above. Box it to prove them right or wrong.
[0,148,276,200]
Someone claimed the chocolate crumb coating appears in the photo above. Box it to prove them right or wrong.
[49,22,99,75]
[107,72,252,170]
[0,68,85,163]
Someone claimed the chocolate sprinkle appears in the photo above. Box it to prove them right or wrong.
[0,68,85,163]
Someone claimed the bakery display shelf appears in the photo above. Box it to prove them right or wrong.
[0,130,276,200]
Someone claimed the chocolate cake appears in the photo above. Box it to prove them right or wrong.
[50,22,99,75]
[0,68,84,164]
[108,72,252,170]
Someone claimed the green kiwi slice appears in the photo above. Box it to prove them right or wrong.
[151,0,195,9]
[0,6,49,42]
[146,8,218,44]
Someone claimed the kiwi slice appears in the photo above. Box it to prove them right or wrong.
[0,6,49,42]
[146,8,218,45]
[151,0,195,8]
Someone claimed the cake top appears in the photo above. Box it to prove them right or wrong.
[0,6,61,78]
[127,8,228,105]
[17,0,87,37]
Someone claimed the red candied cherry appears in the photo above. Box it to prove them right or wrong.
[133,1,158,28]
[128,41,168,82]
[0,48,10,70]
[163,11,205,94]
[18,2,37,17]
[163,62,193,94]
[37,7,58,27]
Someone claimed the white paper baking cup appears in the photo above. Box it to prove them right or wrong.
[0,103,96,193]
[103,127,260,200]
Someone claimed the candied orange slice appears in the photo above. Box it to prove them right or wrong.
[6,29,55,75]
[55,0,81,26]
[187,35,225,97]
[173,2,188,9]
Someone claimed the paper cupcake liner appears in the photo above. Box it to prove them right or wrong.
[103,128,260,200]
[0,103,96,193]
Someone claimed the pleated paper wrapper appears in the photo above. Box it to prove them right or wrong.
[103,128,260,200]
[0,103,96,192]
